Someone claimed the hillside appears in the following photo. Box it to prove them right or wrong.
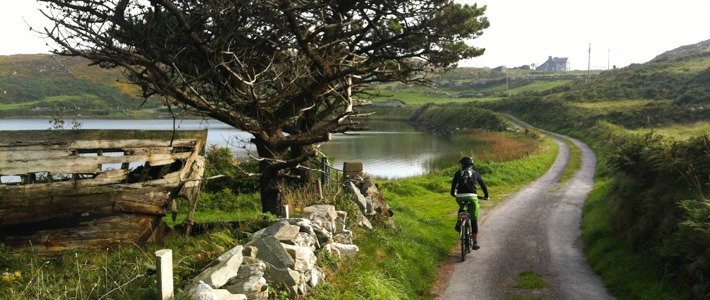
[482,39,710,299]
[0,54,163,118]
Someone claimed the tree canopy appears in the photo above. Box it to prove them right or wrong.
[38,0,489,215]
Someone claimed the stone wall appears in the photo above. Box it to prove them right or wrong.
[182,176,392,299]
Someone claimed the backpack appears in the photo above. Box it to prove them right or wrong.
[459,170,476,193]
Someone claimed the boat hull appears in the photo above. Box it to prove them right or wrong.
[0,129,207,253]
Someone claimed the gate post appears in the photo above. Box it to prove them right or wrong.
[156,249,174,300]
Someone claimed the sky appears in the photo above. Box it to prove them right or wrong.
[1,1,709,70]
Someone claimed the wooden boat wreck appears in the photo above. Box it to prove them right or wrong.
[0,129,207,253]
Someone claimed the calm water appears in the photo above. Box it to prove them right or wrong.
[0,118,453,178]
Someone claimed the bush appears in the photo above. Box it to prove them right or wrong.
[603,131,710,297]
[203,145,259,194]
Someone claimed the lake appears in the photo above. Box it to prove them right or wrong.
[0,118,454,178]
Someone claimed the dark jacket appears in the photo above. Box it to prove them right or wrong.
[450,168,489,198]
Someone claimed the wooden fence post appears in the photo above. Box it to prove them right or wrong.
[155,249,174,300]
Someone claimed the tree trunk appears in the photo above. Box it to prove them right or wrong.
[291,145,315,187]
[255,138,287,216]
[259,165,286,216]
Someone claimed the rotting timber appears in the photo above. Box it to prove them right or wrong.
[0,129,207,253]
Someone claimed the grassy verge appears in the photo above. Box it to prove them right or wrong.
[581,178,684,299]
[558,137,582,184]
[309,136,559,299]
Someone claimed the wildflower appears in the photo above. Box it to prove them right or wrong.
[1,271,21,282]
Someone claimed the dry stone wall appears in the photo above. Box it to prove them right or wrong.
[182,176,391,299]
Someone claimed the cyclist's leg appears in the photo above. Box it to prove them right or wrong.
[472,198,481,249]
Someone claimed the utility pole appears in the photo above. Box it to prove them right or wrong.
[608,48,610,70]
[586,43,591,83]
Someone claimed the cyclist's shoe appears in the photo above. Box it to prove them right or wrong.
[472,242,480,250]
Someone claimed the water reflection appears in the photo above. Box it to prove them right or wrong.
[322,120,453,178]
[0,118,451,178]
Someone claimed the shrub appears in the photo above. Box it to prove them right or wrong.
[603,131,710,297]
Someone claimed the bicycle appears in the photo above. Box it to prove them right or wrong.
[458,199,474,261]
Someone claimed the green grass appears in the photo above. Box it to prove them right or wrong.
[0,228,245,300]
[558,137,582,184]
[660,56,710,74]
[567,99,671,113]
[581,178,685,299]
[364,87,496,106]
[0,95,99,110]
[630,120,710,139]
[508,80,572,94]
[512,271,546,289]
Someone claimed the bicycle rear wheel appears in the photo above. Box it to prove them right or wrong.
[461,219,471,261]
[460,222,467,261]
[464,220,471,254]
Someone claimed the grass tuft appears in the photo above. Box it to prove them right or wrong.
[513,271,546,289]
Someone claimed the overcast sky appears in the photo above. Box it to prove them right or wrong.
[1,1,709,70]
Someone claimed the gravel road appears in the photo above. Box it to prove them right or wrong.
[438,130,614,300]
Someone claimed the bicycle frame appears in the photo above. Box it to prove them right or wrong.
[459,200,474,261]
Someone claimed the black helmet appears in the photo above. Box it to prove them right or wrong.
[459,156,474,166]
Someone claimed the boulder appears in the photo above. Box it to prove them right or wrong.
[246,235,295,270]
[253,220,301,242]
[310,222,333,245]
[185,281,246,300]
[213,289,247,300]
[347,181,369,213]
[333,230,353,244]
[356,210,373,230]
[185,281,220,300]
[303,204,335,215]
[284,218,320,249]
[224,257,267,300]
[330,243,359,259]
[287,232,318,251]
[264,264,301,287]
[192,246,243,288]
[281,243,317,272]
[359,177,377,195]
[308,267,325,288]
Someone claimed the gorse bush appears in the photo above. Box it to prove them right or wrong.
[602,129,710,297]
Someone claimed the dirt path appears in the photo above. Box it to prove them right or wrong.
[436,129,614,299]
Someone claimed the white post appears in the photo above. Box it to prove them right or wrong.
[284,205,290,219]
[155,249,174,300]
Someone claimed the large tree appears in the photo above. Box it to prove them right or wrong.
[38,0,489,216]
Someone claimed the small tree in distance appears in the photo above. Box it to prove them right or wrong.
[38,0,489,216]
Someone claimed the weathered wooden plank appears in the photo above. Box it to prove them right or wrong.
[0,147,177,164]
[114,200,166,215]
[0,184,174,225]
[0,129,207,145]
[0,170,130,191]
[0,129,207,152]
[0,214,159,252]
[0,149,75,161]
[0,152,192,175]
[0,139,199,152]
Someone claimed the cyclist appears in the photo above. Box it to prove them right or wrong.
[450,156,489,250]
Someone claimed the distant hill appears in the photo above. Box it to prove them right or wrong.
[484,39,710,130]
[540,39,710,105]
[651,39,710,62]
[0,54,163,118]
